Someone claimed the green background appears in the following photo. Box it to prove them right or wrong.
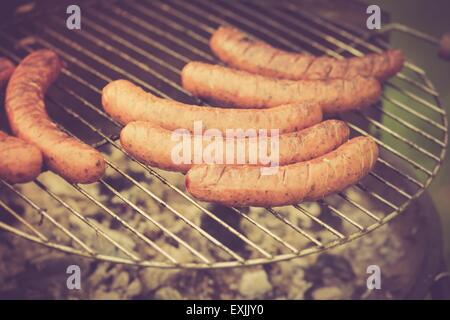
[360,0,450,266]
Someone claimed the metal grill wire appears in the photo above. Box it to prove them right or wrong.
[0,0,447,268]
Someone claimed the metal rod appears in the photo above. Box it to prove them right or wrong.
[318,200,365,231]
[265,208,323,247]
[98,179,211,263]
[39,25,170,99]
[32,179,141,261]
[105,2,214,62]
[127,0,210,46]
[356,110,440,162]
[1,181,96,255]
[292,204,346,238]
[0,198,48,242]
[88,8,191,64]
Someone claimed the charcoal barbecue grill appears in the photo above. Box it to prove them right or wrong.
[0,0,447,270]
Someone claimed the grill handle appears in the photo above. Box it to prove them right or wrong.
[380,23,450,60]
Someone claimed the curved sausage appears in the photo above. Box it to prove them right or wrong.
[5,50,105,184]
[0,131,43,183]
[181,62,381,113]
[210,26,405,81]
[0,58,15,88]
[0,57,42,183]
[120,119,349,173]
[186,136,378,207]
[102,79,323,134]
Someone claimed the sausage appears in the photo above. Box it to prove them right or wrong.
[210,26,405,81]
[5,50,105,184]
[0,58,15,88]
[185,136,378,207]
[0,57,42,183]
[0,131,43,184]
[102,79,323,134]
[120,120,349,173]
[181,62,381,113]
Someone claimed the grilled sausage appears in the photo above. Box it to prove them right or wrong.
[181,62,381,113]
[0,131,43,184]
[186,136,378,207]
[0,57,42,183]
[120,120,349,173]
[0,58,15,88]
[5,50,105,184]
[102,79,323,134]
[210,26,405,81]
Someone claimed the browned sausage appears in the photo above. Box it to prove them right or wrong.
[102,79,323,134]
[120,120,349,173]
[210,26,405,81]
[5,50,105,184]
[0,57,42,183]
[181,62,381,113]
[0,58,15,88]
[185,136,378,207]
[0,131,43,183]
